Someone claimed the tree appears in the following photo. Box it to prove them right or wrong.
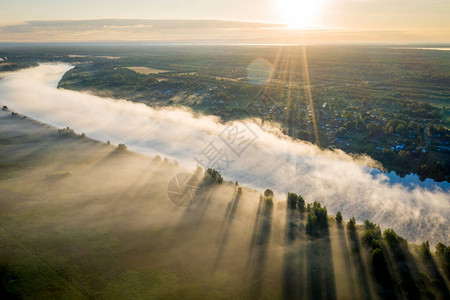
[195,166,203,177]
[336,211,343,224]
[364,220,381,239]
[435,242,450,263]
[264,189,274,198]
[347,217,356,231]
[360,220,382,251]
[206,168,223,184]
[286,192,305,212]
[435,242,450,278]
[115,143,128,153]
[419,241,431,258]
[383,228,406,246]
[57,127,77,137]
[287,193,298,210]
[306,201,328,237]
[298,195,305,213]
[436,243,450,259]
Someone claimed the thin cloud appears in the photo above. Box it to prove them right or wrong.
[0,19,448,43]
[0,19,284,33]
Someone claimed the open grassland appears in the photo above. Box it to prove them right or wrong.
[125,66,169,74]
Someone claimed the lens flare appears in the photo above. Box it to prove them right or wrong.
[247,58,274,85]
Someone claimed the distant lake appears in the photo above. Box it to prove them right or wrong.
[391,47,450,51]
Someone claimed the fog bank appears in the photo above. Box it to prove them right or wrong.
[0,63,448,244]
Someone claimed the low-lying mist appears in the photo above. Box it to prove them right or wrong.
[0,63,448,244]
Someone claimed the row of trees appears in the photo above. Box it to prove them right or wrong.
[285,192,449,266]
[57,127,86,138]
[284,191,449,297]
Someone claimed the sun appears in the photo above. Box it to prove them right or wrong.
[276,0,325,28]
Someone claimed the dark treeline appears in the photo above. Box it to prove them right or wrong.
[283,190,450,300]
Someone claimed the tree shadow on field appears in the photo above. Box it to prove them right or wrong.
[245,196,274,299]
[212,187,242,272]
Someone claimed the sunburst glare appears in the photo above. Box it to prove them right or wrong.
[276,0,325,28]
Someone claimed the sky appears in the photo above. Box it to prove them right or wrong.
[0,0,449,43]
